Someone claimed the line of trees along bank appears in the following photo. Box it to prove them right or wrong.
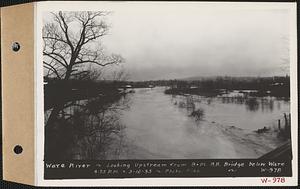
[130,76,289,89]
[44,77,129,110]
[130,76,289,98]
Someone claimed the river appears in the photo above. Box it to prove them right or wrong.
[105,87,290,159]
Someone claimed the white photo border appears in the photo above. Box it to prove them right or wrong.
[35,1,298,186]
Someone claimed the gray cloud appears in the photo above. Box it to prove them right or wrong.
[101,6,290,80]
[44,5,291,81]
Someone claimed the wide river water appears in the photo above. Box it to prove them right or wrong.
[105,87,290,159]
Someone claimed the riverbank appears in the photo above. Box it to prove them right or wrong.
[44,79,131,110]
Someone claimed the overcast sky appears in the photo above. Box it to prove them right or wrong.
[101,5,290,81]
[44,4,291,81]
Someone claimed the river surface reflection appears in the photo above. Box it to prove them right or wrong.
[108,87,289,159]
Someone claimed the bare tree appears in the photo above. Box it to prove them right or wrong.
[112,67,130,81]
[44,11,125,128]
[73,64,104,81]
[43,11,124,80]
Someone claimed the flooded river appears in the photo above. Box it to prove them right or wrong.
[106,87,290,159]
[46,87,290,160]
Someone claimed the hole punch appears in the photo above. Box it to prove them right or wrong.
[13,145,23,154]
[12,42,21,52]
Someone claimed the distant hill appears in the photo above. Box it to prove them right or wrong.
[181,76,276,81]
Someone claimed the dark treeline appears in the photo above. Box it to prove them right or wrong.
[44,77,131,110]
[130,76,289,89]
[127,76,290,98]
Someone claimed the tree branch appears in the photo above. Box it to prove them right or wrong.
[43,52,68,68]
[43,61,62,79]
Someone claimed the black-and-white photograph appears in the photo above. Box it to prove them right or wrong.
[43,4,292,162]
